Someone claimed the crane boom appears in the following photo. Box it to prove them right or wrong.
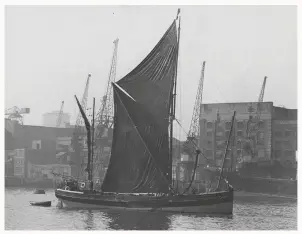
[244,76,268,157]
[93,39,119,182]
[258,76,267,103]
[56,101,64,127]
[247,76,268,137]
[188,61,206,139]
[256,76,267,118]
[95,38,119,138]
[182,61,206,159]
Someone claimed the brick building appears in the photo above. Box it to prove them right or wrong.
[198,102,297,170]
[271,107,297,168]
[4,119,75,178]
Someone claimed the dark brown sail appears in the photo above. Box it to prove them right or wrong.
[56,11,234,215]
[101,20,178,193]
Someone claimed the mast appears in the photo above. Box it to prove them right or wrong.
[91,98,95,190]
[217,111,236,190]
[74,95,92,185]
[169,9,181,184]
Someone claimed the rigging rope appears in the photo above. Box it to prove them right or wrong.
[174,118,210,162]
[180,150,200,195]
[174,118,211,195]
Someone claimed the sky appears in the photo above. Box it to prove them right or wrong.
[5,5,297,140]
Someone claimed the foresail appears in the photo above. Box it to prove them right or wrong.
[101,84,169,192]
[101,20,178,193]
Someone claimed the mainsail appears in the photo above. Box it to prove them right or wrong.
[101,20,178,193]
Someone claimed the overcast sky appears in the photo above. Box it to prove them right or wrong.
[5,5,297,140]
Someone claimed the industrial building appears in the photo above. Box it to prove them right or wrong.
[199,102,297,169]
[4,117,115,184]
[5,119,75,183]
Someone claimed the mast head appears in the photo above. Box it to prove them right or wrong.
[176,8,181,19]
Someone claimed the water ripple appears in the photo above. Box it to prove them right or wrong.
[5,188,297,230]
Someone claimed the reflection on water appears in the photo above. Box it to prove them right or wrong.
[5,188,297,230]
[83,211,94,230]
[105,210,171,230]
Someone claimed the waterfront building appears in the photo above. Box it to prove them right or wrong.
[198,102,297,173]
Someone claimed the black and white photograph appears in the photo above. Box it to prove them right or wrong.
[3,2,298,230]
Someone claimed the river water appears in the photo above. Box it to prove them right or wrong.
[5,188,297,230]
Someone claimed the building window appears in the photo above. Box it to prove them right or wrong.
[216,151,223,158]
[274,150,281,159]
[283,141,291,149]
[225,131,230,138]
[225,122,231,130]
[237,131,243,137]
[206,150,212,157]
[284,150,294,157]
[32,140,41,150]
[207,122,213,128]
[217,126,224,132]
[237,121,244,129]
[257,132,265,145]
[216,141,225,150]
[207,131,213,137]
[258,120,264,128]
[285,131,291,137]
[274,141,282,149]
[207,141,212,147]
[274,131,282,137]
[237,149,242,156]
[237,140,242,148]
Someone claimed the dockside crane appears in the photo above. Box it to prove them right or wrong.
[93,38,119,182]
[95,38,119,138]
[5,106,30,125]
[244,76,268,156]
[247,76,267,137]
[56,101,65,128]
[182,61,206,161]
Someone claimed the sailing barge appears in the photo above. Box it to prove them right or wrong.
[55,10,234,214]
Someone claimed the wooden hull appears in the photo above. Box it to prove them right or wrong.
[55,189,233,214]
[228,174,297,196]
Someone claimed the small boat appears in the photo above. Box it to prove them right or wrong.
[33,189,46,194]
[30,201,51,207]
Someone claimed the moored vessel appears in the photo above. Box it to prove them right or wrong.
[55,9,234,214]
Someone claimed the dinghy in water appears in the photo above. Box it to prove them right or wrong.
[30,201,51,207]
[33,189,46,194]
